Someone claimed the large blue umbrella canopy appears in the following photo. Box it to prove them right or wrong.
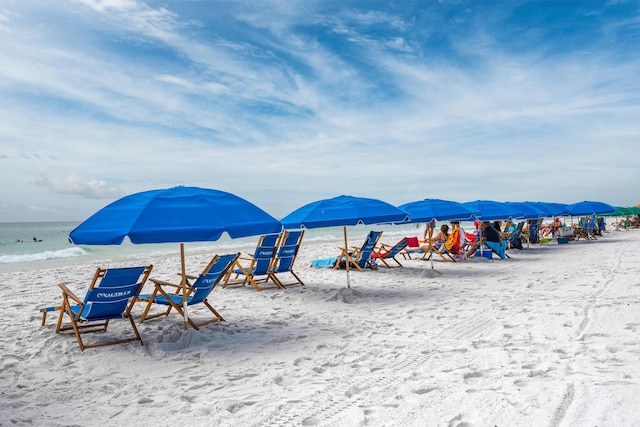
[525,202,555,218]
[69,186,282,330]
[281,195,408,229]
[567,200,616,216]
[462,200,524,221]
[398,198,478,223]
[281,195,408,288]
[504,202,547,220]
[70,186,282,245]
[537,202,570,217]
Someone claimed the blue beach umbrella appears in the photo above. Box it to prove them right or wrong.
[398,198,479,223]
[538,202,570,217]
[70,186,282,330]
[566,200,616,216]
[504,202,547,220]
[461,200,524,221]
[281,195,408,288]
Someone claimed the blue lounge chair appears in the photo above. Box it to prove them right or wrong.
[371,237,409,268]
[482,241,507,259]
[224,233,283,291]
[272,230,305,288]
[337,230,383,271]
[505,221,524,250]
[574,216,597,241]
[527,220,540,244]
[139,253,239,330]
[53,265,153,351]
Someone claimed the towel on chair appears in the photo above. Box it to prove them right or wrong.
[484,241,507,259]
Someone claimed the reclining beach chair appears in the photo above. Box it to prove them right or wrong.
[523,220,540,245]
[481,241,508,260]
[271,229,305,288]
[336,230,383,272]
[371,237,409,268]
[52,265,152,351]
[224,233,283,291]
[139,253,239,330]
[574,216,597,241]
[39,267,154,326]
[422,227,462,263]
[505,221,524,250]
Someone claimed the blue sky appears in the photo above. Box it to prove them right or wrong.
[1,0,638,222]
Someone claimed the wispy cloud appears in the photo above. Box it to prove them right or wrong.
[0,0,638,221]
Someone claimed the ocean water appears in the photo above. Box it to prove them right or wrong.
[0,221,434,273]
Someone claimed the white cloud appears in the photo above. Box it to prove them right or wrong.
[0,1,638,222]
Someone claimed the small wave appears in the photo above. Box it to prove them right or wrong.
[0,247,87,264]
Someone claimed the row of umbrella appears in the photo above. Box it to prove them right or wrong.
[68,187,621,326]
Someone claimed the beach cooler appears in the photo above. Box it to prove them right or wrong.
[557,237,570,244]
[558,227,574,238]
[476,249,492,259]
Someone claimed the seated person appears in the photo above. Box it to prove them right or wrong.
[466,221,501,257]
[428,224,450,246]
[540,222,553,237]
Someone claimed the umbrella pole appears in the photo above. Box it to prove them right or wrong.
[344,226,351,288]
[180,243,188,330]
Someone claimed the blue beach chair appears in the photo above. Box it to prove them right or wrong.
[371,237,409,268]
[224,233,283,290]
[139,253,239,330]
[53,265,153,351]
[337,230,383,271]
[272,230,305,288]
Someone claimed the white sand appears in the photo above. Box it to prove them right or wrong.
[2,229,640,426]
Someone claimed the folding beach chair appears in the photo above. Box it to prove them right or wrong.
[139,253,239,330]
[372,237,409,268]
[40,265,152,326]
[52,265,153,351]
[336,230,383,272]
[224,233,283,291]
[482,241,508,260]
[271,229,305,288]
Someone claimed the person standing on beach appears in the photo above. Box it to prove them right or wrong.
[423,218,436,243]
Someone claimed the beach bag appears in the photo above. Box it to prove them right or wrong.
[444,228,460,254]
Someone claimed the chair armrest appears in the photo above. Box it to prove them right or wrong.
[150,278,182,289]
[59,284,82,304]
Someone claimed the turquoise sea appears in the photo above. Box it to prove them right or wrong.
[0,221,438,273]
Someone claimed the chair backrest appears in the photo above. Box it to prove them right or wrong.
[507,222,525,244]
[529,221,540,243]
[385,238,408,257]
[356,231,382,268]
[190,253,239,304]
[81,266,149,320]
[273,230,304,273]
[251,233,280,275]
